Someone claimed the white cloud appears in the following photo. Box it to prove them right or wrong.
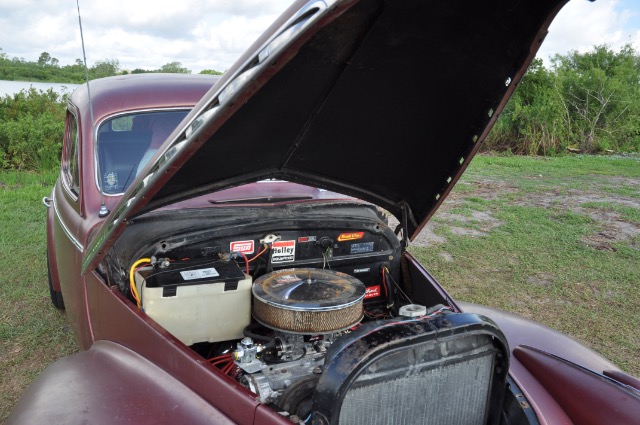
[537,0,638,64]
[0,0,292,72]
[2,0,639,74]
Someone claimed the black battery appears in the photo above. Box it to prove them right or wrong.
[137,258,244,297]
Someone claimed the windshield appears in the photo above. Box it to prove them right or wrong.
[97,109,188,194]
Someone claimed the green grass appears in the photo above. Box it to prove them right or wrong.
[411,154,640,375]
[0,171,77,422]
[580,201,640,223]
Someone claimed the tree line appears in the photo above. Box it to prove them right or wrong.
[486,44,640,154]
[1,44,640,171]
[0,48,222,83]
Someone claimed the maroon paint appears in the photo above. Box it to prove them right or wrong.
[52,182,93,348]
[603,370,640,393]
[459,302,628,425]
[24,1,638,423]
[514,345,640,425]
[7,341,234,425]
[45,189,62,293]
[403,252,462,312]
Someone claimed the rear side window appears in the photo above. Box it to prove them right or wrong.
[62,112,80,196]
[96,110,188,194]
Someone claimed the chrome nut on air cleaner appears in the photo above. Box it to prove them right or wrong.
[252,268,366,334]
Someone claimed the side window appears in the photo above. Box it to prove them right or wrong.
[62,112,80,196]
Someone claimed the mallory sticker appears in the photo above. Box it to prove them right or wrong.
[230,240,255,254]
[271,240,296,263]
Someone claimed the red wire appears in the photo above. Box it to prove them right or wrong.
[238,252,250,275]
[208,354,233,362]
[222,362,235,375]
[382,267,389,299]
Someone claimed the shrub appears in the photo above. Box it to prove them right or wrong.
[0,88,65,171]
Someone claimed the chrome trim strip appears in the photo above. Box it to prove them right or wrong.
[62,170,80,202]
[53,189,84,252]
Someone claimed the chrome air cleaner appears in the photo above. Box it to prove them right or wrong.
[252,268,366,334]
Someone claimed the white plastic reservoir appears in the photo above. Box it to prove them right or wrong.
[135,260,252,346]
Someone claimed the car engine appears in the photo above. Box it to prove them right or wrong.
[114,202,510,423]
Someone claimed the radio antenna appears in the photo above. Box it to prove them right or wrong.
[76,0,109,217]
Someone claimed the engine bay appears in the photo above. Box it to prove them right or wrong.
[105,201,515,423]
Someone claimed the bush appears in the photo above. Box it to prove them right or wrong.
[486,45,640,155]
[0,88,65,171]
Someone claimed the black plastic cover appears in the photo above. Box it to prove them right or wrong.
[137,258,244,293]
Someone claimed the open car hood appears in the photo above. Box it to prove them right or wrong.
[83,0,568,273]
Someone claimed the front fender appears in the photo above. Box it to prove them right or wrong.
[460,302,640,425]
[459,302,619,373]
[7,341,234,425]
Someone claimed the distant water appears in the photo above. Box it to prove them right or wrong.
[0,80,81,97]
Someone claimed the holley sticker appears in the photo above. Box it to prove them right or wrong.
[271,240,296,263]
[337,231,364,242]
[230,240,255,254]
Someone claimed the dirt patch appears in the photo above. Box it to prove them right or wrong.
[515,188,640,250]
[438,251,454,262]
[463,179,520,201]
[410,199,504,247]
[527,272,556,286]
[406,175,640,249]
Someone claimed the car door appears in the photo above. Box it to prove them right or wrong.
[52,107,93,348]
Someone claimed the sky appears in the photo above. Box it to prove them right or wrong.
[1,0,639,74]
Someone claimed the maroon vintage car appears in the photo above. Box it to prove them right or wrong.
[9,0,640,424]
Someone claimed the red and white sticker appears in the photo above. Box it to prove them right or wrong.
[364,285,381,299]
[297,236,317,243]
[337,231,364,242]
[271,240,296,263]
[230,240,255,254]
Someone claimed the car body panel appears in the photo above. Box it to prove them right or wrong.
[459,302,619,373]
[51,181,93,347]
[514,345,640,425]
[46,74,220,348]
[459,302,631,425]
[7,340,235,425]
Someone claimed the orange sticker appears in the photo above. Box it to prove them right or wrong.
[337,231,364,242]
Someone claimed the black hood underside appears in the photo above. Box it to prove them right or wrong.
[83,0,570,274]
[148,0,567,238]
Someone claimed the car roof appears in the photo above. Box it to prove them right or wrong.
[69,73,221,124]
